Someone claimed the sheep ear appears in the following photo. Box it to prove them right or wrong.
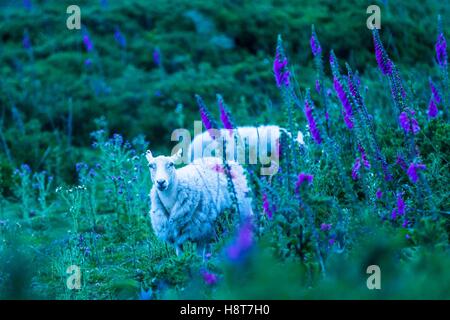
[145,150,153,162]
[171,148,183,164]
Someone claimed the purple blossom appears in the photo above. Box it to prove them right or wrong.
[358,145,371,169]
[310,26,322,56]
[84,58,92,66]
[295,173,314,193]
[315,79,321,94]
[196,95,217,136]
[304,95,322,144]
[429,79,441,104]
[402,219,409,228]
[201,270,218,285]
[428,97,438,118]
[333,76,354,129]
[407,162,426,183]
[22,32,31,50]
[226,222,253,262]
[392,194,406,220]
[152,48,160,66]
[218,95,233,132]
[262,193,274,220]
[396,155,408,171]
[373,30,393,75]
[320,223,332,232]
[351,157,361,180]
[114,26,127,48]
[399,109,420,135]
[273,53,290,87]
[435,32,447,67]
[83,34,93,52]
[376,188,383,199]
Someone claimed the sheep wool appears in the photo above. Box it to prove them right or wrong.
[147,150,253,254]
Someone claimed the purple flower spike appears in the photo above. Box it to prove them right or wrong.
[153,48,160,66]
[429,79,442,104]
[352,157,361,180]
[196,95,218,138]
[428,97,438,118]
[310,25,322,57]
[304,91,322,144]
[114,26,127,48]
[201,270,218,285]
[320,223,332,232]
[399,109,420,135]
[407,162,426,183]
[295,172,314,193]
[83,34,93,52]
[226,222,253,262]
[376,188,383,199]
[436,32,447,67]
[333,76,354,129]
[217,94,234,133]
[273,53,290,88]
[262,193,274,220]
[373,30,393,75]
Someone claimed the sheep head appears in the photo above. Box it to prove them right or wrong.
[145,149,182,191]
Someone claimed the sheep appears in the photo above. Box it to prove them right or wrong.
[187,125,305,175]
[146,149,253,256]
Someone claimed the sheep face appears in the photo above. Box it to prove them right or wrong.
[145,149,181,191]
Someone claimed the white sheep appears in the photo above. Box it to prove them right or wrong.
[187,125,304,175]
[146,149,253,256]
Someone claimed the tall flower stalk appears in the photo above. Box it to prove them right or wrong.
[436,15,449,120]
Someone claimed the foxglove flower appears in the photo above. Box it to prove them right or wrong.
[273,53,290,87]
[407,162,426,183]
[201,270,218,285]
[217,94,234,133]
[429,78,442,104]
[196,95,218,139]
[351,157,361,180]
[295,172,314,193]
[262,193,274,220]
[320,223,332,232]
[399,109,420,135]
[315,79,321,94]
[114,26,127,48]
[376,188,383,199]
[273,36,290,87]
[333,76,354,129]
[226,221,253,262]
[373,29,393,75]
[310,25,322,56]
[428,97,438,118]
[304,91,322,144]
[396,155,408,171]
[82,33,93,52]
[358,145,371,169]
[436,32,447,67]
[153,48,161,66]
[22,32,31,50]
[391,194,405,220]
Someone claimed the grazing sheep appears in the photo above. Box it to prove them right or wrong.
[146,149,253,256]
[187,125,304,175]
